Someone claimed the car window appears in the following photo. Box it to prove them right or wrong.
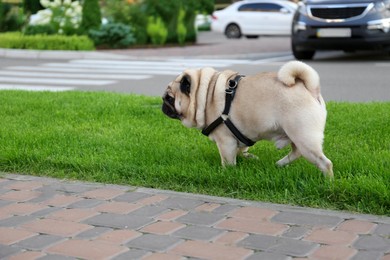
[238,3,285,12]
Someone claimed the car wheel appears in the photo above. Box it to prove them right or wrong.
[246,35,259,39]
[225,24,241,39]
[292,45,315,60]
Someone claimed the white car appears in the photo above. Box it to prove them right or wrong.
[211,0,298,39]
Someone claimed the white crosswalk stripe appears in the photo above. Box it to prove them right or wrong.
[0,57,291,92]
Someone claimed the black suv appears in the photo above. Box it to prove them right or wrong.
[291,0,390,59]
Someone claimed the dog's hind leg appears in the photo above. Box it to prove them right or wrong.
[277,143,301,167]
[293,139,333,178]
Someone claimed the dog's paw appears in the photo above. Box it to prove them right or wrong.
[242,151,259,160]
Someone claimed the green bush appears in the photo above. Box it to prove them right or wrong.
[103,1,148,45]
[103,0,213,45]
[88,22,136,49]
[24,24,56,35]
[147,16,168,45]
[0,32,95,50]
[177,8,186,45]
[80,0,101,33]
[143,0,214,43]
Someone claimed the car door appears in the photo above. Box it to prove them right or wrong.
[236,3,267,35]
[260,3,294,35]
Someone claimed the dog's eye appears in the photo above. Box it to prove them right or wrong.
[166,95,174,104]
[180,76,191,95]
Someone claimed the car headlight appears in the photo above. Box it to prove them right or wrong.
[374,0,390,11]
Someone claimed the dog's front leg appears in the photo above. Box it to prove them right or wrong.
[239,147,258,160]
[216,139,238,166]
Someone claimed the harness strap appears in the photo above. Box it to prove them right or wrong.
[201,75,256,147]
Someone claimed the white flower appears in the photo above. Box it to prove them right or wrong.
[74,5,82,14]
[40,0,50,8]
[63,0,72,5]
[71,1,81,8]
[29,9,52,25]
[65,8,72,17]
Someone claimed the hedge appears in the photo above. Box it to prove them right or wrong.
[0,32,95,50]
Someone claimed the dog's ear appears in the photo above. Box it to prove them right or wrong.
[180,75,191,96]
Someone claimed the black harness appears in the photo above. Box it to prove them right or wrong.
[201,75,256,147]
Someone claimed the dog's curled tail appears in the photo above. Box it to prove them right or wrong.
[278,61,320,100]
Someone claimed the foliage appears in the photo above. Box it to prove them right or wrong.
[23,0,43,15]
[142,0,213,43]
[103,0,214,45]
[103,0,147,45]
[24,24,56,35]
[0,32,95,50]
[0,91,389,215]
[176,8,186,45]
[0,2,26,32]
[88,22,135,49]
[29,0,82,35]
[146,16,168,45]
[80,0,101,33]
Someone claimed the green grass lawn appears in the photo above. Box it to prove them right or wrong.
[0,91,389,215]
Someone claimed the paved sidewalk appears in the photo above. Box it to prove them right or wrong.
[0,174,389,260]
[0,32,291,60]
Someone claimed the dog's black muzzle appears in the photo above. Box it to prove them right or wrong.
[162,94,180,120]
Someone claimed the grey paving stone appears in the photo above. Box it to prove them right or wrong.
[173,225,224,241]
[0,244,21,258]
[272,211,342,227]
[354,235,390,251]
[114,192,150,203]
[49,182,98,194]
[75,226,112,239]
[31,206,61,217]
[112,248,149,260]
[374,223,390,237]
[28,187,57,203]
[212,204,239,215]
[238,234,279,251]
[269,237,318,257]
[0,180,14,188]
[238,234,318,257]
[131,205,168,218]
[352,250,384,260]
[16,234,64,250]
[177,211,225,226]
[0,215,37,227]
[39,254,77,260]
[282,226,310,239]
[127,234,183,252]
[159,197,204,210]
[0,199,13,207]
[67,198,103,208]
[246,252,291,260]
[84,213,153,229]
[0,188,10,195]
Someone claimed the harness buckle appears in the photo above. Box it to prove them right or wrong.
[225,88,234,95]
[228,79,238,89]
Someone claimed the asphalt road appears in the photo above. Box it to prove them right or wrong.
[0,32,389,102]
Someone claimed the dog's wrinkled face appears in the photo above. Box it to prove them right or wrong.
[162,74,192,124]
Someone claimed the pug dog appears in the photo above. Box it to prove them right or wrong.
[162,61,333,178]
